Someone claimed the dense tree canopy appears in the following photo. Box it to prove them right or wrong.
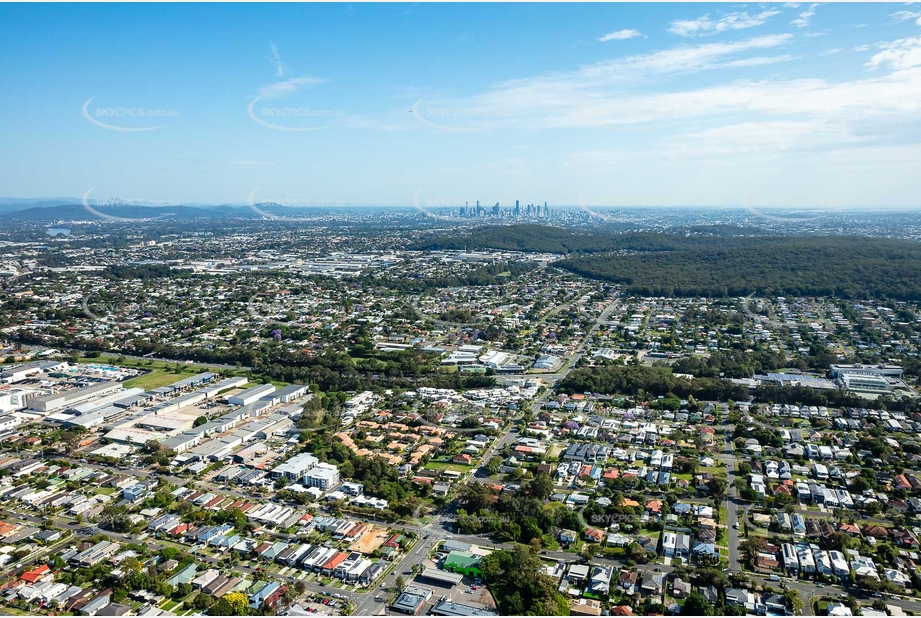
[481,545,570,616]
[559,236,921,300]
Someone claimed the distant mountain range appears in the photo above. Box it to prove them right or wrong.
[0,200,361,222]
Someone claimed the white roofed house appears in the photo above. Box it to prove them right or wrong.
[782,543,799,576]
[750,474,766,497]
[814,549,832,577]
[192,569,221,590]
[851,556,879,580]
[796,544,816,574]
[829,551,850,581]
[884,569,912,588]
[586,565,612,596]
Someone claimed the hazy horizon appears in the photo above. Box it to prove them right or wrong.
[2,2,920,207]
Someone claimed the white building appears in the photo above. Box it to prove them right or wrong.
[228,384,276,407]
[304,462,340,490]
[272,452,319,481]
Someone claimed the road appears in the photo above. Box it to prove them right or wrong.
[719,423,743,573]
[349,300,624,613]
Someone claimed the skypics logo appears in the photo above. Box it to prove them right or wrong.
[81,97,178,132]
[246,97,344,132]
[81,292,182,328]
[248,44,344,132]
[411,410,504,436]
[81,189,177,222]
[742,97,813,138]
[247,189,346,220]
[576,191,624,223]
[577,188,828,225]
[742,195,828,224]
[410,97,478,133]
[411,190,471,222]
[409,501,513,529]
[246,289,309,328]
[575,509,644,530]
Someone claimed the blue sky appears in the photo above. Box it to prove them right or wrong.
[1,2,920,208]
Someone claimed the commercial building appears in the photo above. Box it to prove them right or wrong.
[841,374,893,394]
[303,462,340,490]
[29,382,123,414]
[430,601,498,616]
[830,364,903,379]
[391,586,432,615]
[1,361,66,384]
[443,551,483,578]
[227,384,275,407]
[271,452,319,481]
[533,355,559,370]
[274,384,309,403]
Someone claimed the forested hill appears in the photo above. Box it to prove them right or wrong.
[559,235,921,300]
[409,224,760,254]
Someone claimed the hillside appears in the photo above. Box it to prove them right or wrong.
[409,224,761,254]
[558,235,921,300]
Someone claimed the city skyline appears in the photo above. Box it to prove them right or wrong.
[2,2,921,207]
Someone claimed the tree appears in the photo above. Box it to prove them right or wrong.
[480,545,569,616]
[871,599,889,613]
[211,591,249,616]
[784,589,804,614]
[708,475,728,497]
[527,473,554,501]
[683,592,713,616]
[192,593,215,611]
[627,543,648,563]
[395,576,406,592]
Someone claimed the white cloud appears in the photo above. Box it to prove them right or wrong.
[791,3,819,28]
[668,10,780,37]
[269,42,287,78]
[866,36,921,70]
[783,2,801,8]
[257,76,325,99]
[599,29,641,42]
[820,48,844,55]
[411,35,796,132]
[586,34,794,76]
[720,54,795,68]
[891,10,921,26]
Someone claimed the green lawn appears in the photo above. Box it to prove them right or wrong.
[122,369,186,390]
[424,461,471,473]
[79,354,291,390]
[79,354,226,374]
[540,534,560,551]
